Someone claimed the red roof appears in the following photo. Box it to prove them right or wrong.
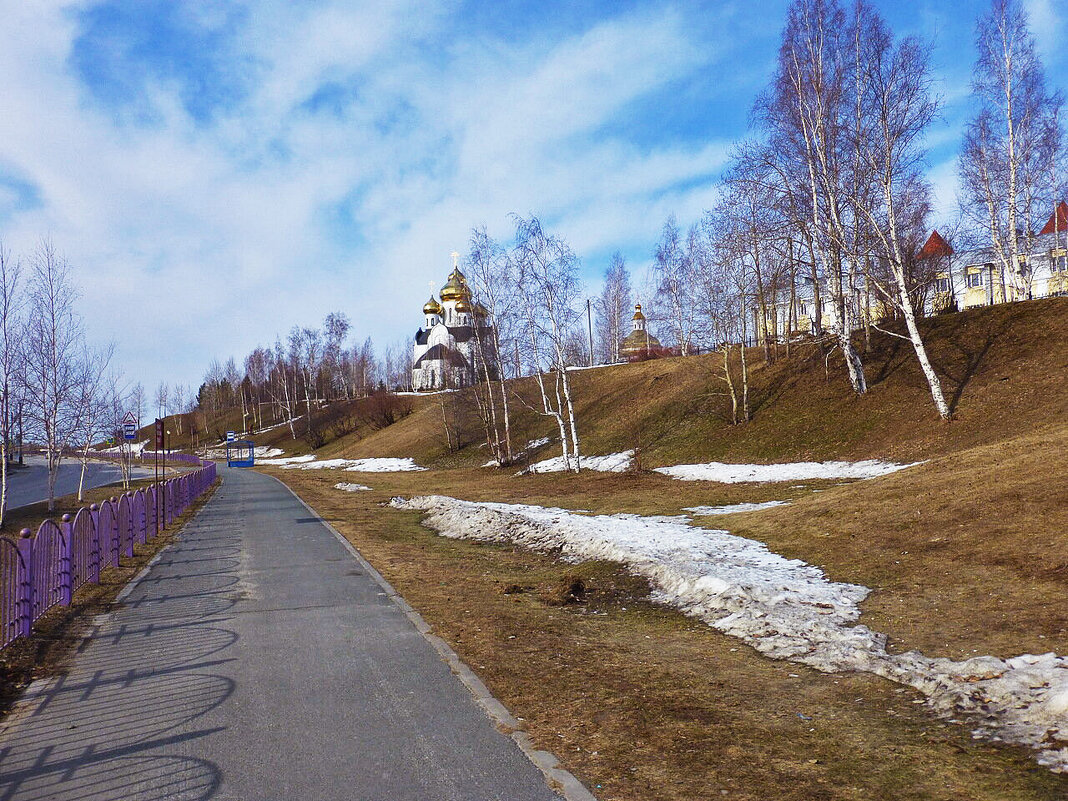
[1039,201,1068,235]
[918,230,953,259]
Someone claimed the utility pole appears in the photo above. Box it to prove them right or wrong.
[586,299,594,367]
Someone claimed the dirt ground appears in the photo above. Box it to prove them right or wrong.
[268,433,1068,801]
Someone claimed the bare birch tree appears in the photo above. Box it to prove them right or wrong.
[0,245,22,529]
[512,214,582,473]
[850,17,951,418]
[466,226,515,465]
[960,0,1064,300]
[22,241,87,512]
[765,0,868,393]
[596,252,632,364]
[76,346,116,500]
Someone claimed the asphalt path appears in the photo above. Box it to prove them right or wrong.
[5,455,155,510]
[0,466,566,801]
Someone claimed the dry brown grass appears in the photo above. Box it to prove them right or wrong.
[268,428,1068,800]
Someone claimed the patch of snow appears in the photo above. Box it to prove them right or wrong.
[684,501,790,515]
[482,460,500,468]
[204,446,285,460]
[258,454,317,465]
[565,363,618,372]
[334,482,372,492]
[655,459,918,483]
[521,450,634,475]
[526,436,550,450]
[342,458,426,473]
[272,456,426,472]
[392,495,1068,773]
[98,441,147,456]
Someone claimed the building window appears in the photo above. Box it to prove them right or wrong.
[799,303,807,316]
[935,277,951,293]
[966,271,984,288]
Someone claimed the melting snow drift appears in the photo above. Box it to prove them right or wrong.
[392,495,1068,772]
[334,482,372,492]
[521,450,634,474]
[656,459,917,483]
[259,455,425,472]
[684,501,790,515]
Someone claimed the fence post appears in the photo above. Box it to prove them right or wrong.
[16,529,33,639]
[90,504,101,583]
[124,493,135,558]
[110,497,120,564]
[60,515,73,607]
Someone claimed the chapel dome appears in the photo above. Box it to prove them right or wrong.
[423,296,442,315]
[455,297,473,314]
[440,268,470,302]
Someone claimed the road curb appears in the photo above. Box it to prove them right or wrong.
[268,473,598,801]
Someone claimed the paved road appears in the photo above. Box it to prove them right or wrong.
[6,455,155,510]
[0,467,564,801]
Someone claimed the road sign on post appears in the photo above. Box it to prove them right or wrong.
[226,431,235,442]
[123,412,137,441]
[155,418,164,450]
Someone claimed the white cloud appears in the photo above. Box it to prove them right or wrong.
[0,1,746,394]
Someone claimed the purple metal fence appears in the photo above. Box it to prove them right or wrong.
[0,462,217,651]
[98,500,118,569]
[70,508,98,593]
[30,520,65,623]
[0,539,21,648]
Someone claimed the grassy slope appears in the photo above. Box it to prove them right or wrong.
[320,297,1067,468]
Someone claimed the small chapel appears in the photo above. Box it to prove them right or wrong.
[412,255,496,391]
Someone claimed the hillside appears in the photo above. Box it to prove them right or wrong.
[269,297,1068,468]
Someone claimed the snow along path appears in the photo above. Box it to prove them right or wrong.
[335,482,372,492]
[258,455,426,472]
[392,496,1068,773]
[655,459,918,483]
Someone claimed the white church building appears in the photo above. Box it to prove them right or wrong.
[412,256,497,391]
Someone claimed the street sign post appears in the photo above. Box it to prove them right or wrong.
[226,431,236,442]
[123,411,137,441]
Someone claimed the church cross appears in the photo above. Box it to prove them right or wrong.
[451,251,459,269]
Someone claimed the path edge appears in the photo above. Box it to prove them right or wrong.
[265,472,598,801]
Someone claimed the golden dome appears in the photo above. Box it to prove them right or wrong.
[440,268,470,302]
[423,296,442,315]
[455,297,473,314]
[632,303,646,320]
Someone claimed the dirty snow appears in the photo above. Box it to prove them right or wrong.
[684,501,790,515]
[262,456,426,472]
[521,450,634,474]
[334,482,372,492]
[258,454,317,465]
[655,459,917,483]
[392,495,1068,773]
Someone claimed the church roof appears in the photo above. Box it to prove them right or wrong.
[620,327,661,355]
[1039,201,1068,235]
[918,230,953,259]
[414,344,470,369]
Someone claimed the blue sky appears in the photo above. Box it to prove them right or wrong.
[0,0,1064,397]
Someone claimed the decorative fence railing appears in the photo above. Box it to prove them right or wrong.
[139,451,203,466]
[0,462,217,651]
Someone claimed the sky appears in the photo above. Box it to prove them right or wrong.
[0,0,1064,399]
